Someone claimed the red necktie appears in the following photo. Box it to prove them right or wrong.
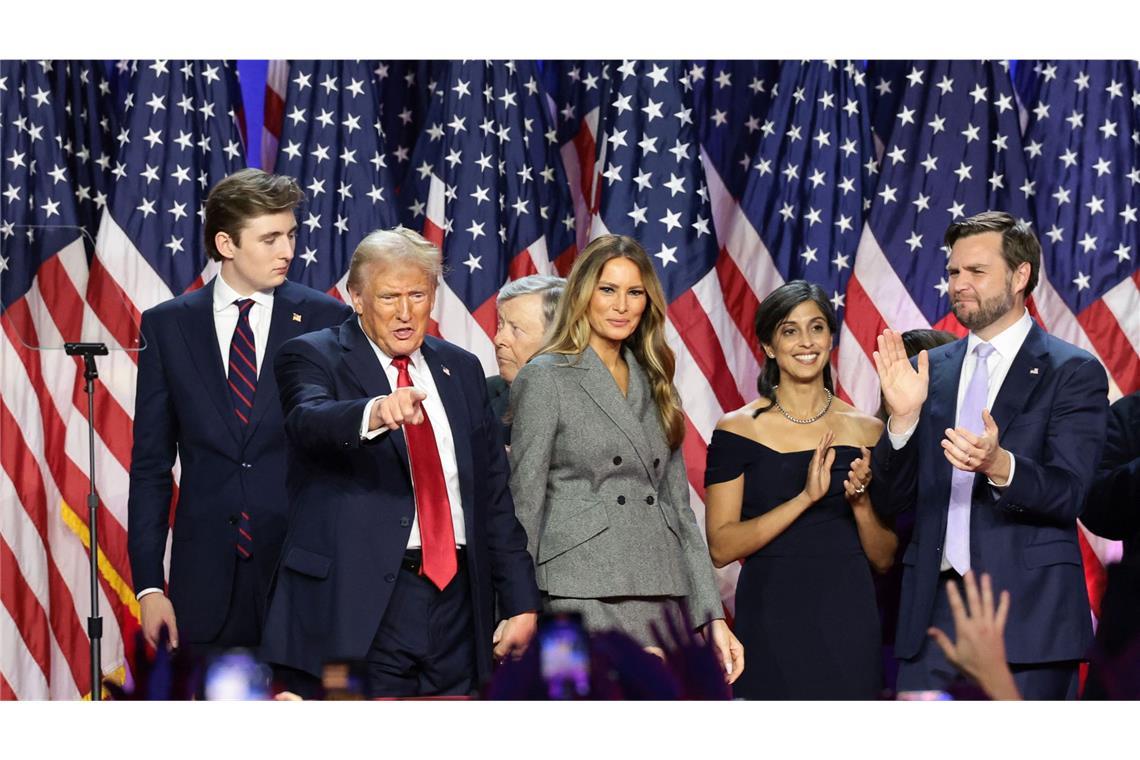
[391,355,457,590]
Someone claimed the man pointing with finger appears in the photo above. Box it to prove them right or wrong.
[261,228,540,697]
[869,211,1109,699]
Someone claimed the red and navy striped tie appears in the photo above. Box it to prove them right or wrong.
[228,299,257,426]
[228,298,256,559]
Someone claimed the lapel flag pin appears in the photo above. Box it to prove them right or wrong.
[292,313,302,322]
[1029,367,1039,375]
[442,366,451,376]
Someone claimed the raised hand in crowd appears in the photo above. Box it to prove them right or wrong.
[650,605,736,697]
[927,571,1020,700]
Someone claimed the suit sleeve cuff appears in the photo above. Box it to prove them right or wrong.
[887,415,919,449]
[360,396,388,440]
[136,588,164,601]
[987,450,1016,489]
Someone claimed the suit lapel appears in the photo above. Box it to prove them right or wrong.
[627,351,667,487]
[245,281,304,441]
[928,339,967,434]
[926,339,968,523]
[577,346,656,478]
[176,280,242,447]
[340,319,410,476]
[991,323,1049,438]
[421,337,474,528]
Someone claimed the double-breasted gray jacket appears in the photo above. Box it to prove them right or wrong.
[508,345,722,626]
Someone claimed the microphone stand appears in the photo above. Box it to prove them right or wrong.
[64,342,108,701]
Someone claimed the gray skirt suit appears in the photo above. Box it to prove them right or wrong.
[508,346,723,644]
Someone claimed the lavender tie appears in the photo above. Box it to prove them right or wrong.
[945,342,995,575]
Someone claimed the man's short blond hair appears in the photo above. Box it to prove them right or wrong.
[346,227,443,292]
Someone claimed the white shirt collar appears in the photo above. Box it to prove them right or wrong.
[356,317,425,369]
[213,272,275,313]
[966,308,1033,361]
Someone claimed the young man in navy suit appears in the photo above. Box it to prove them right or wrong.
[128,169,352,653]
[871,211,1109,699]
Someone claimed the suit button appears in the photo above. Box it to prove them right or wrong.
[227,515,239,525]
[384,573,396,583]
[617,495,626,505]
[342,441,351,448]
[613,456,622,466]
[400,517,411,527]
[241,462,252,469]
[653,458,660,469]
[646,495,655,505]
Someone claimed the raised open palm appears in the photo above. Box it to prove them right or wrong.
[873,329,930,420]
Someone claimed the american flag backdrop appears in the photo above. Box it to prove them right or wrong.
[1018,60,1139,609]
[273,60,401,296]
[2,60,119,700]
[399,59,578,374]
[1,59,1136,699]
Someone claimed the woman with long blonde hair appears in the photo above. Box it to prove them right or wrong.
[508,234,743,681]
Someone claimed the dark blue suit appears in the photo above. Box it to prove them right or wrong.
[127,278,351,645]
[259,319,540,685]
[871,324,1109,691]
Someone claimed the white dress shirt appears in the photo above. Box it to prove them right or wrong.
[137,274,276,601]
[213,272,274,378]
[358,326,467,549]
[888,309,1033,571]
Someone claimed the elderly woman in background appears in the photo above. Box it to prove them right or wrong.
[508,234,743,682]
[488,275,566,445]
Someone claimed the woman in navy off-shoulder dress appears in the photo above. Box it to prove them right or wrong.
[705,281,897,699]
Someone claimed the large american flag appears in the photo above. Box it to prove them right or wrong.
[1,59,248,699]
[2,59,1136,698]
[264,60,433,186]
[399,60,577,373]
[1018,60,1139,611]
[1,60,124,700]
[272,60,401,296]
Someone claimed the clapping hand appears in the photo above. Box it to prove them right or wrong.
[843,446,872,505]
[873,329,929,430]
[942,409,1010,482]
[802,429,837,504]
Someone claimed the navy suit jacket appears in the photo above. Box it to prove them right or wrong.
[1082,391,1140,564]
[259,319,540,681]
[870,323,1109,663]
[127,278,351,643]
[486,374,511,444]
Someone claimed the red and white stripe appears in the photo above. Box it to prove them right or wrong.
[1,236,133,699]
[261,60,288,173]
[554,102,603,260]
[421,171,562,377]
[835,225,932,413]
